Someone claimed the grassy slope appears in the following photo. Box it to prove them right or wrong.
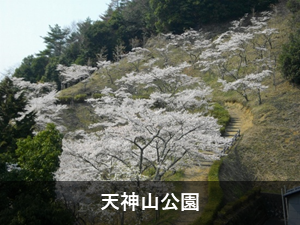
[58,1,299,182]
[220,79,300,181]
[219,3,300,181]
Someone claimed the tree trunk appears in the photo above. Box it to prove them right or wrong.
[257,89,262,105]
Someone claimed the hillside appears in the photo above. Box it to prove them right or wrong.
[220,81,300,181]
[4,1,300,224]
[48,0,300,183]
[217,1,300,181]
[4,0,297,184]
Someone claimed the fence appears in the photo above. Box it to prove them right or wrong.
[221,129,240,155]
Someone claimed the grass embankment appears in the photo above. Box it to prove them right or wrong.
[58,103,98,132]
[191,160,224,225]
[190,159,261,225]
[210,103,231,135]
[212,187,263,225]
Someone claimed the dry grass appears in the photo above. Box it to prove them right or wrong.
[220,73,300,181]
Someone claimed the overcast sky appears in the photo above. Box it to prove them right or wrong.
[0,0,111,80]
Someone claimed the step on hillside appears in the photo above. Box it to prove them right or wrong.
[223,113,241,138]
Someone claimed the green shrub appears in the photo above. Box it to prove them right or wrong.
[74,94,87,103]
[132,94,150,100]
[191,160,261,225]
[92,93,104,99]
[210,103,230,135]
[57,96,73,104]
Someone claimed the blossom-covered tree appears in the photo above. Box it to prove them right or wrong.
[26,90,67,130]
[179,30,212,68]
[57,64,96,89]
[218,70,272,104]
[57,97,228,181]
[148,86,212,111]
[122,47,151,72]
[198,11,278,103]
[11,77,67,131]
[11,77,56,98]
[97,60,116,84]
[116,62,194,95]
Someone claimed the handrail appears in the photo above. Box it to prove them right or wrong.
[221,129,240,155]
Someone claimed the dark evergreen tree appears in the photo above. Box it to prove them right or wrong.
[43,57,61,89]
[150,0,278,33]
[0,85,73,223]
[41,24,70,57]
[14,55,49,83]
[279,34,300,85]
[278,0,300,85]
[84,20,117,62]
[0,77,36,162]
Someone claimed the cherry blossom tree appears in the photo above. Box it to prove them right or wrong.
[199,28,255,79]
[57,64,96,89]
[157,29,212,67]
[199,11,277,78]
[198,31,251,80]
[97,60,115,84]
[178,30,213,68]
[148,86,212,112]
[165,29,203,45]
[184,39,212,68]
[249,13,279,87]
[25,90,67,130]
[11,77,56,98]
[122,47,151,72]
[57,97,228,181]
[218,70,272,104]
[155,45,174,66]
[198,11,278,103]
[113,43,126,62]
[11,77,67,131]
[116,62,195,96]
[96,46,108,62]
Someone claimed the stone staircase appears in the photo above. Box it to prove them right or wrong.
[223,112,241,138]
[174,112,242,225]
[199,111,241,167]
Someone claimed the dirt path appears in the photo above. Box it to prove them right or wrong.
[173,102,253,225]
[173,167,209,225]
